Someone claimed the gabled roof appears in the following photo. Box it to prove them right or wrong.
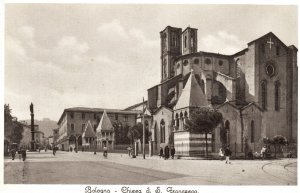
[247,32,290,49]
[124,100,148,110]
[240,102,263,112]
[216,101,263,112]
[174,70,208,110]
[96,110,113,132]
[152,105,173,115]
[82,120,96,138]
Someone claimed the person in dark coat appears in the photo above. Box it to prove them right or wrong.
[170,147,175,159]
[224,146,232,164]
[53,146,57,156]
[11,148,16,160]
[159,147,163,158]
[164,146,170,160]
[21,148,26,161]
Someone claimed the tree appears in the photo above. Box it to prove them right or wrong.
[127,123,143,146]
[185,107,223,157]
[271,135,287,158]
[262,136,287,159]
[4,104,24,145]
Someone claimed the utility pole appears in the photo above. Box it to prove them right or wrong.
[142,97,145,159]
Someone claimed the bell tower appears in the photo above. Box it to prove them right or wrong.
[182,27,198,55]
[160,26,182,82]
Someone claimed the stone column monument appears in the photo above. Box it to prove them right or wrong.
[30,102,35,151]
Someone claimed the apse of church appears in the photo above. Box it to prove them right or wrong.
[147,26,297,156]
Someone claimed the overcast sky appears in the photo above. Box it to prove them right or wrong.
[4,4,298,121]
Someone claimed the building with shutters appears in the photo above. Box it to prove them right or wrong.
[56,107,139,151]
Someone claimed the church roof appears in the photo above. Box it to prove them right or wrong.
[96,110,113,132]
[174,70,208,110]
[82,120,96,138]
[247,32,291,49]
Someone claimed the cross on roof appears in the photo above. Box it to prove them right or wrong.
[267,37,274,49]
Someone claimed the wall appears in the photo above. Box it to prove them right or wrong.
[152,107,173,148]
[244,43,256,102]
[217,103,242,152]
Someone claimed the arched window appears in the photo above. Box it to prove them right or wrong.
[191,33,194,48]
[275,81,280,111]
[184,36,187,48]
[184,111,188,125]
[175,113,179,128]
[225,120,230,145]
[144,120,149,142]
[250,120,255,143]
[261,81,267,111]
[160,119,165,143]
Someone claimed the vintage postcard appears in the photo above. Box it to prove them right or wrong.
[1,1,298,193]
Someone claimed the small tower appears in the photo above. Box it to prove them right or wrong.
[182,27,198,55]
[160,26,182,82]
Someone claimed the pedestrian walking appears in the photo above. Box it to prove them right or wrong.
[261,146,266,160]
[218,148,224,161]
[164,146,170,160]
[103,146,108,158]
[21,148,26,161]
[224,146,232,164]
[159,147,163,158]
[18,149,22,160]
[170,147,175,159]
[10,148,16,160]
[127,146,132,157]
[53,146,57,156]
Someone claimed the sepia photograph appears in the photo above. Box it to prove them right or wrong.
[2,1,298,190]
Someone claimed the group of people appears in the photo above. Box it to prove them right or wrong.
[219,145,275,161]
[159,146,176,160]
[10,148,27,161]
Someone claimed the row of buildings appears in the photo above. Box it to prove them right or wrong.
[54,108,139,151]
[54,26,297,157]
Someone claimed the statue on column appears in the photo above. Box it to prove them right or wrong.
[30,102,35,151]
[30,103,34,114]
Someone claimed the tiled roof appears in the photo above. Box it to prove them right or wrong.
[174,70,208,110]
[96,110,113,132]
[82,120,96,138]
[58,107,139,125]
[65,107,139,114]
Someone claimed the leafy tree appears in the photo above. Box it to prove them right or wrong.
[127,123,152,145]
[271,135,287,158]
[4,104,24,145]
[185,107,223,157]
[127,123,142,146]
[113,122,131,144]
[262,136,287,158]
[4,104,13,139]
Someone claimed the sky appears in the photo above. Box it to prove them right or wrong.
[4,4,298,121]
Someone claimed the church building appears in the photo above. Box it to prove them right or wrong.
[145,26,297,156]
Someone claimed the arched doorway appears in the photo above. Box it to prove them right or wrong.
[69,135,76,151]
[145,120,149,143]
[250,120,255,143]
[225,120,230,146]
[77,136,82,151]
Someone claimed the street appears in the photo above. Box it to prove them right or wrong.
[4,151,297,185]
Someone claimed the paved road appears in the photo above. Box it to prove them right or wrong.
[4,151,297,185]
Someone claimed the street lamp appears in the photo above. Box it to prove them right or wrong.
[142,97,145,159]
